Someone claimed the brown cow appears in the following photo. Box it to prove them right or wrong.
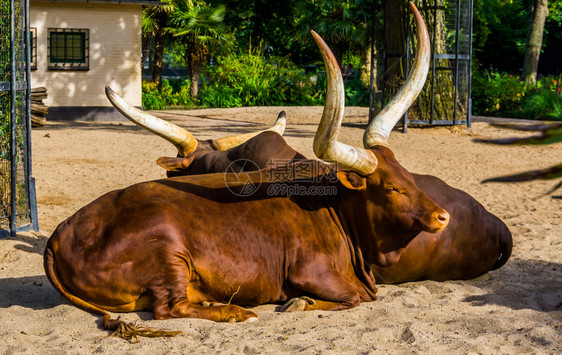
[156,129,305,177]
[44,3,448,339]
[371,174,511,282]
[106,39,511,284]
[106,85,298,177]
[108,90,512,283]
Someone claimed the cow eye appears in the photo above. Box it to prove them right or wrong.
[384,185,401,193]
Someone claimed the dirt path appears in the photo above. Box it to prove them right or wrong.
[0,107,560,353]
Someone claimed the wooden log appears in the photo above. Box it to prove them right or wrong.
[31,93,48,101]
[31,114,47,127]
[31,103,49,115]
[30,87,48,127]
[31,87,47,93]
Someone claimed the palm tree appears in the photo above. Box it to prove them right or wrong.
[295,0,371,67]
[168,0,234,100]
[142,0,177,87]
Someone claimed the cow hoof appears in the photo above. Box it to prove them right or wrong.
[227,315,258,323]
[279,297,316,312]
[224,306,258,323]
[225,314,258,323]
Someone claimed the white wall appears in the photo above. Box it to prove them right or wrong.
[30,2,142,108]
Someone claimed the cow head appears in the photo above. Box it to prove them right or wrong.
[312,2,449,267]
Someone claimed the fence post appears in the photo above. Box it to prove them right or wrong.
[0,0,39,238]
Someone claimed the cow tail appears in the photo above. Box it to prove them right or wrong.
[491,221,513,270]
[44,246,181,342]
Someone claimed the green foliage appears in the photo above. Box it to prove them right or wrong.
[145,0,560,80]
[168,1,233,55]
[472,71,562,120]
[141,47,372,109]
[1,1,10,159]
[142,0,175,36]
[472,0,562,73]
[344,76,369,107]
[523,90,562,121]
[0,105,9,160]
[472,71,527,117]
[472,0,528,71]
[294,0,371,64]
[548,1,562,27]
[208,0,316,64]
[199,49,325,108]
[142,79,193,110]
[341,51,369,106]
[1,1,25,159]
[164,43,187,67]
[0,1,31,221]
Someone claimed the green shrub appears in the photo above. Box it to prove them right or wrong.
[142,81,166,110]
[344,77,370,107]
[142,51,371,109]
[472,70,562,120]
[199,49,325,108]
[141,79,193,110]
[472,71,528,117]
[523,90,562,120]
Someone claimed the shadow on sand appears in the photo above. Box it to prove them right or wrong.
[461,258,561,312]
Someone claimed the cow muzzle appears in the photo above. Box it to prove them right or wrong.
[427,209,450,233]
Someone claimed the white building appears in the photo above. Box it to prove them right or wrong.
[30,0,159,120]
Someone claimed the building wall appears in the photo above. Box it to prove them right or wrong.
[30,2,142,119]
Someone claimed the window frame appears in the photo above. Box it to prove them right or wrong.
[30,27,37,70]
[47,28,90,70]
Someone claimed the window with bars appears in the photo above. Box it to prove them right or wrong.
[30,27,37,70]
[47,28,89,70]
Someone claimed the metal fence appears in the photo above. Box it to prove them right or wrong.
[0,0,38,238]
[369,0,473,131]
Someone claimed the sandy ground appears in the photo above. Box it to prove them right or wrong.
[0,106,560,354]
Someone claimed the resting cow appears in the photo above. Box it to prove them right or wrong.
[106,36,511,283]
[106,85,299,176]
[44,3,449,339]
[107,84,304,176]
[105,92,512,283]
[371,174,511,282]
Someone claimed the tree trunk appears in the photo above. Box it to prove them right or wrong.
[141,36,152,70]
[190,59,201,100]
[152,31,165,89]
[360,45,372,88]
[523,0,549,84]
[186,41,208,101]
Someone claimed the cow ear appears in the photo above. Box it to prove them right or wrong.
[336,171,367,190]
[156,156,195,172]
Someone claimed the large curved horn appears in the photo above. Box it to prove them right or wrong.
[363,1,431,148]
[311,31,378,176]
[210,111,287,151]
[105,86,198,156]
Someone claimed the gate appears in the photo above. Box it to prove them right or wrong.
[0,0,38,238]
[369,0,473,131]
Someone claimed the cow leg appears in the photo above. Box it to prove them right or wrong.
[165,300,258,322]
[152,291,258,322]
[282,266,362,312]
[149,258,258,322]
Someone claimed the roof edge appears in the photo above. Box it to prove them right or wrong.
[31,0,163,6]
